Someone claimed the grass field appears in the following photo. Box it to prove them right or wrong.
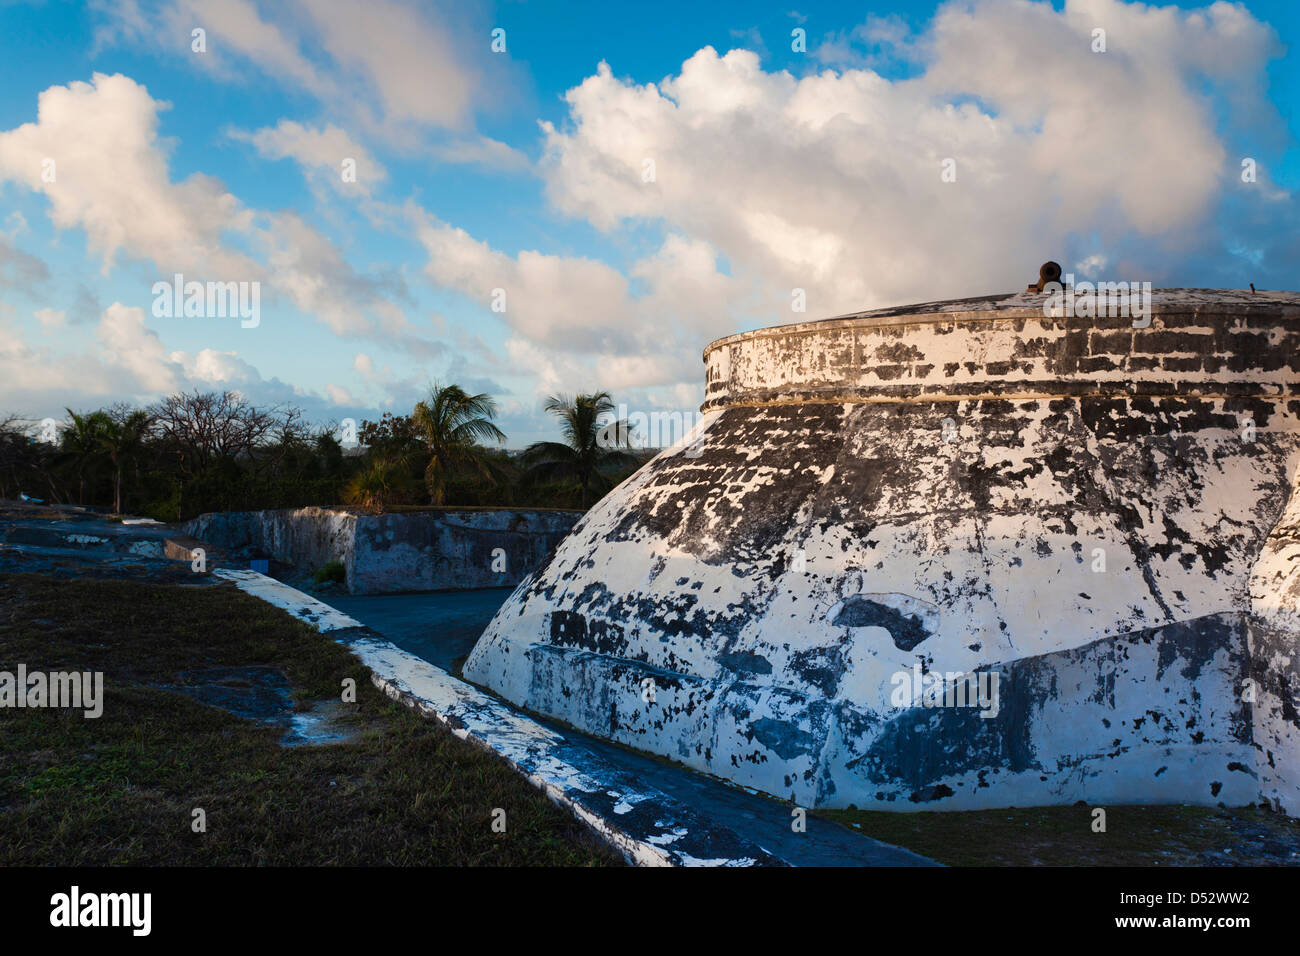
[4,570,1297,869]
[0,574,620,866]
[819,802,1300,866]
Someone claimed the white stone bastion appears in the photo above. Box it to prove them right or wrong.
[466,288,1300,813]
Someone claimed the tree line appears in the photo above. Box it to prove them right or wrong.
[0,386,643,519]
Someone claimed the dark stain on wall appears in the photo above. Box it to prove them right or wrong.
[833,596,931,651]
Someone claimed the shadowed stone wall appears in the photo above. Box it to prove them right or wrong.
[184,507,581,594]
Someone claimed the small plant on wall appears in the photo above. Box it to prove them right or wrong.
[312,559,346,586]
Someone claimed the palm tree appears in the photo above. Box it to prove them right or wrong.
[343,458,417,514]
[97,410,151,515]
[411,384,507,505]
[522,392,638,508]
[59,409,112,506]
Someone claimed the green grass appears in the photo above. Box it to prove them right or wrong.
[818,803,1300,866]
[0,573,621,866]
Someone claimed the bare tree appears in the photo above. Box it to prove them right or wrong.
[150,391,290,477]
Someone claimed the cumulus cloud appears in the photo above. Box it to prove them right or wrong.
[174,347,265,387]
[228,120,387,194]
[92,0,517,158]
[324,383,356,405]
[540,0,1294,316]
[0,73,430,350]
[0,303,179,411]
[96,303,184,394]
[0,73,257,278]
[0,301,348,420]
[416,212,637,350]
[414,207,750,391]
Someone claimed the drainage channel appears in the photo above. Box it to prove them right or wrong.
[324,589,938,867]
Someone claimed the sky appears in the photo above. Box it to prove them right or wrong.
[0,0,1296,445]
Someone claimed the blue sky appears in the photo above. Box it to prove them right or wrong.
[0,0,1295,444]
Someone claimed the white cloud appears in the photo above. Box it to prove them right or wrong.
[94,0,502,152]
[229,120,387,194]
[34,308,65,329]
[324,383,355,405]
[415,209,747,390]
[415,213,632,349]
[0,73,257,278]
[540,0,1291,314]
[0,301,346,420]
[0,302,179,411]
[0,73,433,350]
[175,347,264,386]
[96,303,183,394]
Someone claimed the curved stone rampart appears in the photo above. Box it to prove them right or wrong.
[466,289,1300,812]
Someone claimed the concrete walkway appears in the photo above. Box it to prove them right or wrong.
[322,590,938,867]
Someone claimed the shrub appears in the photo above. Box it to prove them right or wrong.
[343,457,417,513]
[312,560,346,585]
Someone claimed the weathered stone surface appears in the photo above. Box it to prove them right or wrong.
[184,507,581,594]
[465,290,1300,813]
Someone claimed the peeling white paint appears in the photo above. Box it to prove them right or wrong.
[467,291,1300,814]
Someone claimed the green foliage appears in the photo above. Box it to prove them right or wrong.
[96,408,151,514]
[344,457,418,514]
[411,383,507,505]
[521,392,639,507]
[312,559,346,585]
[1,384,649,518]
[358,412,423,462]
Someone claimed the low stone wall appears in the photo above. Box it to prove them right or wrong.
[183,507,582,594]
[348,509,584,593]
